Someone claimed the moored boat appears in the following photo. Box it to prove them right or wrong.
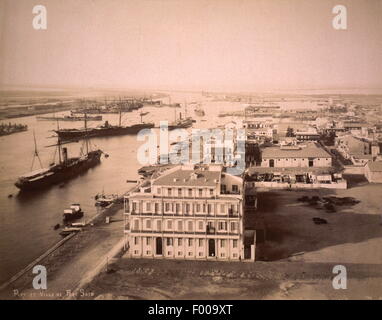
[59,227,82,236]
[63,203,84,222]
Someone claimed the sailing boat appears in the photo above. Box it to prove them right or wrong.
[15,117,103,191]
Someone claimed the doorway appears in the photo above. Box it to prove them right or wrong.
[208,239,215,257]
[269,159,274,167]
[156,237,163,255]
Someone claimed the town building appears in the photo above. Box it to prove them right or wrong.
[124,164,255,261]
[336,134,380,165]
[261,142,332,168]
[295,129,320,141]
[364,161,382,183]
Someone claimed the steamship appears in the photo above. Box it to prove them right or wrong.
[15,123,103,191]
[55,109,154,141]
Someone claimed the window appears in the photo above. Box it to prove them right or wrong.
[168,188,172,196]
[233,240,238,248]
[177,220,183,231]
[232,185,239,193]
[167,238,173,246]
[198,239,204,247]
[165,203,170,212]
[178,251,183,256]
[157,220,161,231]
[221,239,226,248]
[207,204,212,214]
[146,203,151,211]
[186,203,190,214]
[132,202,137,212]
[188,238,193,246]
[198,189,203,197]
[220,204,226,214]
[178,238,182,246]
[188,221,193,231]
[203,204,206,212]
[157,188,161,194]
[134,237,139,245]
[167,220,172,229]
[196,204,201,212]
[209,189,214,196]
[178,188,182,196]
[146,237,151,245]
[146,220,151,229]
[198,221,203,230]
[218,221,227,231]
[188,189,192,197]
[230,222,237,232]
[134,220,139,230]
[175,203,180,214]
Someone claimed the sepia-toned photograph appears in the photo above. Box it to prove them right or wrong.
[0,0,382,306]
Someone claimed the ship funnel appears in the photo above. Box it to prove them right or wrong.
[62,147,68,163]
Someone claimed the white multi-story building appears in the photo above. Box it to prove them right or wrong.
[124,164,251,261]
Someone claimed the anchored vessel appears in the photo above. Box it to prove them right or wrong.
[55,121,155,140]
[0,123,28,136]
[37,114,102,121]
[55,109,154,141]
[168,102,193,130]
[15,119,103,191]
[63,203,84,222]
[194,104,205,117]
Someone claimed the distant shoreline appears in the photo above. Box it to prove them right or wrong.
[0,104,74,120]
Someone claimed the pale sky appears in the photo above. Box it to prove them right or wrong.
[0,0,381,92]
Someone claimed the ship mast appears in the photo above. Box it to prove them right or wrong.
[56,119,62,164]
[31,130,43,170]
[119,97,122,127]
[85,112,89,154]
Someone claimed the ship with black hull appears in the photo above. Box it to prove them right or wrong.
[15,120,104,191]
[168,102,193,130]
[168,118,193,130]
[55,121,154,140]
[55,109,154,141]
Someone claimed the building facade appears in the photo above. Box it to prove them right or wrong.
[124,164,249,261]
[261,142,332,168]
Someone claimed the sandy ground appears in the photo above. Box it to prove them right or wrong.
[0,204,125,300]
[3,175,382,300]
[80,259,382,300]
[80,176,382,300]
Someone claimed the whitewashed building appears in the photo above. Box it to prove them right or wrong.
[124,164,250,261]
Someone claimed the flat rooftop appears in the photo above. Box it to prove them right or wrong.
[152,168,221,187]
[262,143,332,159]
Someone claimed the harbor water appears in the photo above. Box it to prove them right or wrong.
[0,94,243,284]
